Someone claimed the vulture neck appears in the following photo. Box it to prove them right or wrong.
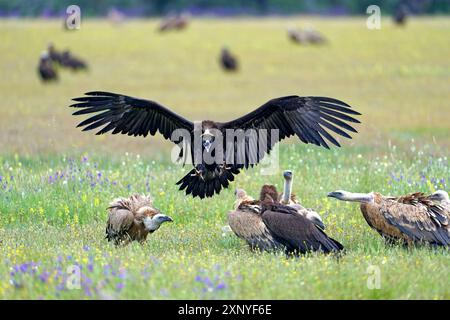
[345,192,374,203]
[283,177,293,204]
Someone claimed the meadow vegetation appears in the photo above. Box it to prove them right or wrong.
[0,17,449,299]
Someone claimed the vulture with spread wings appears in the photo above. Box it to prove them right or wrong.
[70,91,361,198]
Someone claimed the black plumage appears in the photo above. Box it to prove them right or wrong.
[70,91,361,199]
[38,53,58,82]
[61,50,88,71]
[220,48,238,71]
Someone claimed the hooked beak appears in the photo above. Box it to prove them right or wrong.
[283,170,293,180]
[162,215,173,223]
[327,192,337,198]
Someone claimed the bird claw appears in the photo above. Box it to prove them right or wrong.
[190,168,205,181]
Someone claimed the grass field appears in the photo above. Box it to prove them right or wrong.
[0,17,449,299]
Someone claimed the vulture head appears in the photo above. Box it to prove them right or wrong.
[139,206,173,232]
[40,51,50,61]
[260,184,279,203]
[429,190,449,202]
[327,190,374,203]
[234,188,254,209]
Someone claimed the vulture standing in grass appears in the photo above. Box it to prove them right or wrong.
[106,194,173,245]
[328,190,450,246]
[393,4,408,26]
[429,190,450,212]
[61,50,88,71]
[228,185,343,255]
[70,91,360,199]
[279,170,325,230]
[38,51,58,82]
[228,188,283,252]
[220,47,239,72]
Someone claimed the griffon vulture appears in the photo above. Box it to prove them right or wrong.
[38,51,58,82]
[328,190,450,246]
[220,47,238,71]
[106,194,173,245]
[228,188,283,252]
[158,14,189,32]
[280,170,325,229]
[228,185,343,255]
[70,92,361,199]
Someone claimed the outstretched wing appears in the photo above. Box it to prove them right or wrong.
[381,196,450,246]
[262,209,343,254]
[220,96,361,168]
[70,91,194,140]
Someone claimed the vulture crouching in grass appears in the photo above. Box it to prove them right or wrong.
[106,194,172,245]
[220,47,238,72]
[328,190,450,246]
[279,170,325,230]
[228,185,343,255]
[70,91,360,199]
[38,51,58,82]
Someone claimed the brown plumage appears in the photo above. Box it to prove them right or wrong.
[428,190,450,213]
[38,52,58,82]
[228,189,283,252]
[228,186,343,255]
[328,190,450,246]
[106,194,172,245]
[220,48,238,71]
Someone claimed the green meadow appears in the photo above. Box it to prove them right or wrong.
[0,17,449,299]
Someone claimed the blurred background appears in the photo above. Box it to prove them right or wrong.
[0,0,449,16]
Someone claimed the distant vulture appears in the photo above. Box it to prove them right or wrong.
[280,170,325,229]
[393,4,408,25]
[287,26,326,45]
[228,185,344,255]
[106,194,173,245]
[220,47,239,72]
[429,190,450,212]
[70,91,361,198]
[61,50,88,71]
[328,190,450,246]
[48,43,63,64]
[287,27,306,44]
[159,14,189,32]
[38,51,58,82]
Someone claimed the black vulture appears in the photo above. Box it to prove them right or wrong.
[220,47,238,71]
[69,92,361,198]
[38,51,58,82]
[61,50,88,71]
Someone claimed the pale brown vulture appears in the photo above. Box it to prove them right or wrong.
[220,47,238,71]
[158,14,189,32]
[328,190,450,246]
[38,51,58,82]
[106,194,172,245]
[228,189,283,252]
[228,185,343,255]
[279,170,325,229]
[287,27,326,45]
[70,92,360,199]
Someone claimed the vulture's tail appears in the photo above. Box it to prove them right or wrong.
[176,166,240,199]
